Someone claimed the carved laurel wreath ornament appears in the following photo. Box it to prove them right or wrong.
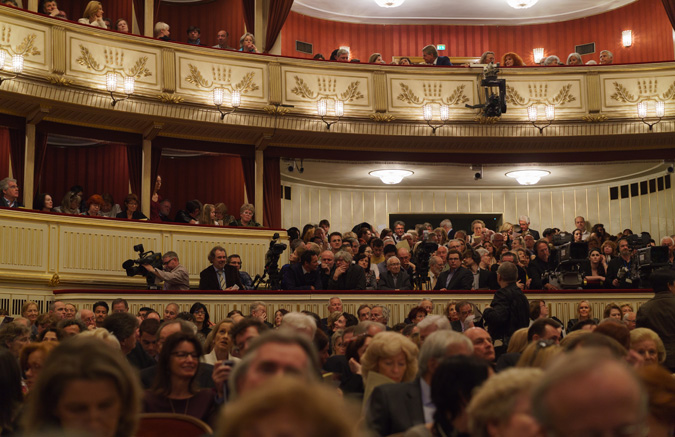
[610,80,675,103]
[184,64,260,93]
[396,82,469,106]
[76,44,152,79]
[290,75,364,102]
[505,83,576,106]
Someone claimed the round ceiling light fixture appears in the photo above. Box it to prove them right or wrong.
[505,169,550,185]
[369,169,413,184]
[374,0,405,7]
[506,0,538,9]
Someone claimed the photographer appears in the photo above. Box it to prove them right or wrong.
[142,251,190,291]
[605,237,639,289]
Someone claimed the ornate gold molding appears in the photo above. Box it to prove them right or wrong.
[184,64,260,95]
[290,75,364,102]
[396,82,469,106]
[263,105,290,116]
[582,114,608,123]
[49,273,60,287]
[47,74,73,86]
[75,44,152,79]
[506,83,576,106]
[0,26,41,57]
[474,115,500,124]
[157,93,184,104]
[610,80,675,103]
[369,113,396,122]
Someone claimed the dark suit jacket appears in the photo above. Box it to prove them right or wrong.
[378,270,412,290]
[476,268,491,289]
[366,378,425,436]
[199,265,243,290]
[140,363,215,390]
[127,342,155,370]
[433,266,473,290]
[328,264,366,290]
[447,229,456,240]
[482,282,530,341]
[281,263,322,290]
[0,197,22,208]
[435,56,452,66]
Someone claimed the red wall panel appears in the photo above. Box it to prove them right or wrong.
[156,0,245,49]
[281,0,674,64]
[61,1,133,29]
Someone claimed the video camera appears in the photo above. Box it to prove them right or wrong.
[253,233,288,290]
[547,241,589,289]
[122,244,163,289]
[413,240,439,290]
[465,63,507,118]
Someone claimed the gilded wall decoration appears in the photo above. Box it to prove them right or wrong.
[609,79,675,103]
[582,114,608,123]
[505,83,576,107]
[396,82,469,106]
[388,77,475,111]
[263,105,290,116]
[47,75,73,86]
[75,44,152,79]
[0,25,41,57]
[0,20,47,66]
[157,93,184,104]
[177,56,265,99]
[289,75,364,102]
[369,113,397,122]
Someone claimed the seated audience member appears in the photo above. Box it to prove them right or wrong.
[115,18,129,33]
[502,51,525,67]
[531,350,646,437]
[566,52,583,65]
[32,192,55,212]
[543,55,561,66]
[422,44,451,65]
[516,339,562,369]
[462,249,490,290]
[217,377,358,437]
[630,327,666,367]
[313,53,326,60]
[199,245,243,290]
[143,332,217,426]
[175,199,201,224]
[635,365,675,437]
[586,60,598,65]
[0,348,23,434]
[399,57,412,65]
[82,194,103,216]
[368,53,386,64]
[20,341,58,391]
[227,254,253,289]
[42,0,67,19]
[494,327,529,371]
[0,322,30,358]
[99,193,122,217]
[434,249,473,290]
[186,25,201,45]
[239,32,259,53]
[116,193,147,220]
[566,299,599,332]
[355,253,377,289]
[22,337,142,437]
[599,50,613,64]
[102,17,112,29]
[282,250,322,290]
[154,22,171,41]
[212,29,233,49]
[202,318,238,364]
[104,312,154,370]
[467,367,543,437]
[230,203,261,227]
[335,48,350,62]
[360,332,418,403]
[198,203,217,225]
[78,1,107,28]
[478,51,496,64]
[378,256,412,290]
[156,199,172,222]
[329,250,366,290]
[214,202,233,226]
[1,177,21,207]
[56,318,86,338]
[138,318,160,360]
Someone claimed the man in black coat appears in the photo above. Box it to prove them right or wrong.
[605,237,640,289]
[636,268,675,371]
[378,256,412,290]
[328,251,366,290]
[483,261,530,353]
[281,250,322,290]
[199,245,243,290]
[0,177,22,208]
[433,249,473,290]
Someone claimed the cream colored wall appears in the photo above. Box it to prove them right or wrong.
[282,173,675,238]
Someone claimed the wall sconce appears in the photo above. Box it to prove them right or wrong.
[528,104,554,133]
[0,52,24,86]
[423,103,449,135]
[317,99,343,130]
[622,30,633,47]
[637,101,665,131]
[106,72,134,107]
[213,88,241,119]
[533,48,544,64]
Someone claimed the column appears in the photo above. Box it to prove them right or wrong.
[23,123,35,209]
[254,0,267,52]
[255,148,264,225]
[141,139,152,217]
[144,0,154,38]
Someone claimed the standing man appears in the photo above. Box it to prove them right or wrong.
[422,45,452,65]
[517,215,540,240]
[329,232,343,254]
[0,177,21,207]
[212,29,233,49]
[143,251,189,290]
[574,216,590,240]
[199,246,243,290]
[440,219,455,240]
[636,268,675,371]
[393,221,406,243]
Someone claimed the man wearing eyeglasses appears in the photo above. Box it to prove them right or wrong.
[143,250,190,290]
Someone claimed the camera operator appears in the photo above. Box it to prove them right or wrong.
[605,237,639,289]
[142,251,190,291]
[528,240,558,290]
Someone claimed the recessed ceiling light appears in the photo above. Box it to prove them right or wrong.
[369,169,413,184]
[506,0,538,9]
[505,170,550,185]
[374,0,405,7]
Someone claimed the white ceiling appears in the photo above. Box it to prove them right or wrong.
[291,0,638,25]
[280,159,670,189]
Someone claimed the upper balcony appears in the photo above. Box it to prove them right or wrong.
[0,5,674,159]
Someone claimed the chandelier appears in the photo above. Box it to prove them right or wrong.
[506,0,538,8]
[374,0,405,7]
[505,170,550,185]
[369,169,413,184]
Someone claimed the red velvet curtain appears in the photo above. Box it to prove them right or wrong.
[264,0,293,53]
[158,155,245,220]
[157,0,244,48]
[241,156,255,205]
[39,144,130,209]
[9,127,25,204]
[263,156,281,228]
[127,144,142,198]
[662,0,675,28]
[0,128,9,179]
[242,0,255,35]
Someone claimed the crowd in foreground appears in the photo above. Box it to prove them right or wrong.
[1,262,675,436]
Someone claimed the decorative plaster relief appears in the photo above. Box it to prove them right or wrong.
[0,19,47,66]
[602,72,675,109]
[504,79,583,108]
[282,67,372,108]
[388,75,475,110]
[67,35,159,86]
[177,54,265,99]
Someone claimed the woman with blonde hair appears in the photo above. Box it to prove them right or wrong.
[199,203,216,225]
[630,327,666,366]
[202,318,239,365]
[19,341,58,390]
[239,32,258,53]
[567,299,598,332]
[21,300,39,338]
[55,191,81,214]
[360,331,418,404]
[230,203,261,227]
[516,339,562,369]
[214,202,233,226]
[78,1,107,28]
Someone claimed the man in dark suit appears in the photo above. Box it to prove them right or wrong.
[366,330,473,436]
[0,177,22,208]
[433,249,473,290]
[281,250,322,290]
[636,268,675,372]
[517,215,540,240]
[199,245,243,290]
[328,251,366,290]
[378,256,412,290]
[441,218,455,241]
[422,44,452,66]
